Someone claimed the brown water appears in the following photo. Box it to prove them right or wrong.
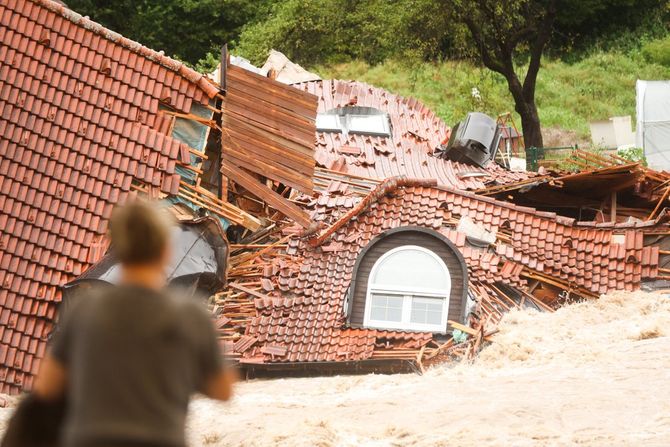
[2,291,670,446]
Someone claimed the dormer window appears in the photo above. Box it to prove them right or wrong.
[316,106,391,137]
[363,245,451,332]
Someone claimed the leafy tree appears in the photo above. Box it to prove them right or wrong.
[235,0,472,66]
[65,0,276,65]
[642,36,670,67]
[446,0,557,148]
[447,0,665,147]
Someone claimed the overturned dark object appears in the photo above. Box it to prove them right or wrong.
[438,112,501,168]
[62,216,229,306]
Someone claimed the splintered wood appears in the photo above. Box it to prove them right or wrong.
[212,229,287,344]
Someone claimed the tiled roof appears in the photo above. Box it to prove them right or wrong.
[237,179,662,364]
[0,0,219,393]
[243,296,431,363]
[294,79,531,190]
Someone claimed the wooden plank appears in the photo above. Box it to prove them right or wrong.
[219,65,318,200]
[229,282,274,301]
[227,64,318,105]
[227,65,317,106]
[224,83,315,134]
[223,125,315,170]
[415,344,427,374]
[424,338,454,360]
[226,83,317,124]
[223,155,311,193]
[222,151,312,194]
[447,321,496,343]
[448,321,478,336]
[222,129,315,175]
[222,162,312,228]
[648,186,670,220]
[225,78,317,117]
[178,183,262,229]
[224,113,315,158]
[224,103,315,149]
[225,95,315,139]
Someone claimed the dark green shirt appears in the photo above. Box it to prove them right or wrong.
[51,285,223,447]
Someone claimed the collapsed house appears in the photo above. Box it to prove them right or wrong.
[214,79,670,373]
[298,79,531,191]
[0,0,319,394]
[219,178,666,372]
[1,0,669,393]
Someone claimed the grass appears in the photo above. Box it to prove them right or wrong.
[315,51,670,141]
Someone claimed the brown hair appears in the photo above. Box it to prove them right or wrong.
[108,199,173,265]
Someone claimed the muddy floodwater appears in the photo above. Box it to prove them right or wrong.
[2,291,670,446]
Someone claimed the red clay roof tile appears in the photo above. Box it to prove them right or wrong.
[0,0,221,394]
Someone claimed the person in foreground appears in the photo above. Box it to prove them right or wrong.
[32,199,237,447]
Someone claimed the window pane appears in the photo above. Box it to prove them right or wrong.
[369,294,403,323]
[373,248,449,290]
[316,114,341,132]
[410,297,444,326]
[348,114,390,136]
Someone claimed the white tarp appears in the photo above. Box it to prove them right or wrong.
[636,80,670,171]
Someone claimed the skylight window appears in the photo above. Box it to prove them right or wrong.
[316,106,391,137]
[315,114,341,133]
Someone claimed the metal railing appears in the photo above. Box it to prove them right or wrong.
[525,145,580,171]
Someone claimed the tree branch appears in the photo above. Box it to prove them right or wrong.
[522,0,557,101]
[462,17,506,75]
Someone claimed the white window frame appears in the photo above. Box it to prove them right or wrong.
[363,245,451,333]
[315,114,342,133]
[316,107,391,137]
[346,113,391,137]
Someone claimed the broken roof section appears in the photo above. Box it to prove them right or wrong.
[0,2,325,393]
[293,79,532,191]
[215,177,665,367]
[0,0,228,394]
[221,64,317,194]
[218,59,318,229]
[478,150,670,224]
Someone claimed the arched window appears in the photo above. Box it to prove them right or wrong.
[364,245,451,332]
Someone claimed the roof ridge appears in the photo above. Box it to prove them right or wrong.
[308,176,437,246]
[307,173,661,246]
[30,0,219,98]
